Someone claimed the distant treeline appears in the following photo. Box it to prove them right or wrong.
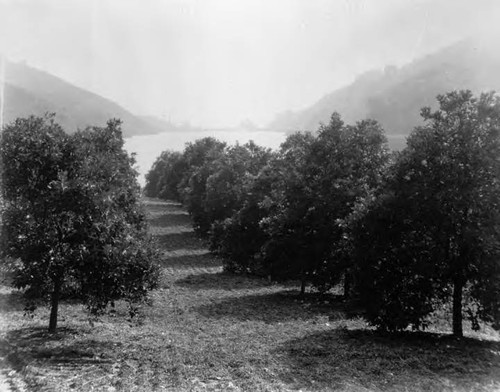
[145,90,500,337]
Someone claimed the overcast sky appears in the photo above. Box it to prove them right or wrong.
[0,0,499,128]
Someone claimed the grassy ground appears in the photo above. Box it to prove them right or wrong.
[0,198,499,391]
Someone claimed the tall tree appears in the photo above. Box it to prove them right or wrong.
[178,137,226,235]
[259,131,316,292]
[1,115,160,332]
[307,115,389,294]
[144,150,187,201]
[204,141,272,230]
[261,114,389,293]
[350,91,500,336]
[207,143,275,273]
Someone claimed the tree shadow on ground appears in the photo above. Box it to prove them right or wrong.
[2,327,120,372]
[275,328,500,391]
[148,212,191,228]
[176,272,275,291]
[192,290,363,323]
[154,232,206,251]
[159,253,222,270]
[143,199,183,212]
[0,290,25,313]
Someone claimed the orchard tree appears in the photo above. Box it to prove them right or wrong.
[178,137,226,235]
[1,115,75,331]
[71,120,160,316]
[306,115,389,294]
[347,188,444,332]
[350,91,500,336]
[209,150,277,273]
[144,151,170,198]
[144,150,187,200]
[157,151,188,201]
[1,115,160,332]
[259,131,316,292]
[204,141,272,233]
[261,114,389,294]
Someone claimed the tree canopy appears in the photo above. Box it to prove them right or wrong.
[145,90,500,337]
[261,114,389,292]
[1,115,160,332]
[349,91,500,336]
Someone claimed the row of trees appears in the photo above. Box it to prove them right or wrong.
[1,115,160,332]
[145,115,388,289]
[145,90,500,337]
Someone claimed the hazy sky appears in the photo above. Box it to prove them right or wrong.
[1,0,499,128]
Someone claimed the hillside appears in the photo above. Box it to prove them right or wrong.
[269,37,500,149]
[2,61,165,137]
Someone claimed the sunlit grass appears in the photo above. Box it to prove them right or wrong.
[0,198,499,391]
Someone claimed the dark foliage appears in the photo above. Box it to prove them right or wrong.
[1,115,160,332]
[146,90,500,337]
[349,91,500,335]
[144,150,188,201]
[261,114,389,292]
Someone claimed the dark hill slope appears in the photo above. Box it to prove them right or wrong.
[3,61,162,137]
[269,38,500,149]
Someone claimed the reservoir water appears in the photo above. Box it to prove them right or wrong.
[124,130,287,186]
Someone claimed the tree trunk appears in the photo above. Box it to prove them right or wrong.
[300,277,306,296]
[343,272,351,299]
[452,277,464,338]
[48,277,61,333]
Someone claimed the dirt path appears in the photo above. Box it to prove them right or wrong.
[0,327,12,392]
[0,364,22,392]
[0,374,11,392]
[0,286,28,392]
[0,198,224,392]
[145,198,223,279]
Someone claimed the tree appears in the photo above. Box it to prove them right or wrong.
[1,115,160,332]
[261,114,389,294]
[207,144,275,273]
[306,115,389,295]
[144,151,170,198]
[144,150,187,201]
[178,137,226,235]
[205,142,272,232]
[349,91,500,336]
[259,131,317,292]
[347,189,444,332]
